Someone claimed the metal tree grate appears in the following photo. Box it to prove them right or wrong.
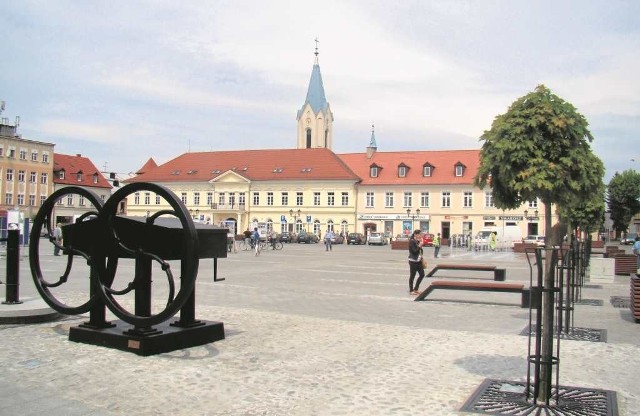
[610,296,631,309]
[520,325,607,342]
[460,379,618,415]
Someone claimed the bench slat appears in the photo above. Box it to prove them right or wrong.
[415,280,529,307]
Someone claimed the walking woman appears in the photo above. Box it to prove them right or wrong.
[408,229,425,295]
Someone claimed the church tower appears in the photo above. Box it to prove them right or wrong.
[296,40,334,149]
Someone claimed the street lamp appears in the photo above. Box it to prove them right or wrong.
[406,208,421,232]
[524,209,539,235]
[289,209,302,232]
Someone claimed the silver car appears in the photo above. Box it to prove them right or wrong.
[368,232,388,245]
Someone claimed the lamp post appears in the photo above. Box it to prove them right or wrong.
[524,209,539,235]
[289,209,302,233]
[406,208,421,232]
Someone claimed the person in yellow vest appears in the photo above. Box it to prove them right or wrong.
[433,233,441,258]
[489,231,497,251]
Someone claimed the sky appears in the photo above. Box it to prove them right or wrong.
[1,1,638,181]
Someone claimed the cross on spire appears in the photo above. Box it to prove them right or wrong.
[314,37,319,63]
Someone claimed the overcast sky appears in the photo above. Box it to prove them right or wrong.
[1,1,638,181]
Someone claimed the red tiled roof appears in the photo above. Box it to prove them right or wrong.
[136,158,157,175]
[53,153,112,189]
[126,148,361,183]
[337,149,480,185]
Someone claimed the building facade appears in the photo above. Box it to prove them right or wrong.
[0,120,55,225]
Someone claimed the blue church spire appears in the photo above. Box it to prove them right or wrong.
[369,123,377,148]
[299,38,329,115]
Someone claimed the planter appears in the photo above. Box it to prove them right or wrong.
[391,240,409,250]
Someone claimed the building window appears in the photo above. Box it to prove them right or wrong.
[252,192,259,206]
[76,172,83,182]
[385,192,394,208]
[17,194,24,205]
[67,194,73,206]
[313,192,321,206]
[296,192,303,206]
[19,149,27,160]
[239,192,246,207]
[327,192,335,206]
[6,169,13,181]
[145,192,151,205]
[528,200,538,209]
[30,172,36,183]
[229,192,236,207]
[79,195,85,206]
[281,192,288,206]
[5,193,12,205]
[455,163,465,177]
[0,146,3,157]
[192,192,200,206]
[156,194,161,205]
[8,147,16,158]
[423,165,432,177]
[370,166,378,178]
[441,191,451,208]
[31,151,38,162]
[341,220,348,234]
[420,192,429,208]
[59,171,65,180]
[18,170,25,182]
[207,192,214,206]
[341,192,349,206]
[93,174,98,184]
[403,192,412,207]
[484,192,494,208]
[181,192,188,205]
[40,173,48,184]
[267,192,274,206]
[366,192,374,208]
[40,195,46,205]
[29,194,36,206]
[398,166,407,177]
[463,191,473,208]
[134,192,140,205]
[42,152,49,163]
[218,192,225,206]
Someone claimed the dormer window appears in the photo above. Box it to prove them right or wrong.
[454,162,466,177]
[93,173,98,184]
[423,163,434,177]
[76,171,83,182]
[59,170,65,180]
[398,163,409,178]
[370,164,381,178]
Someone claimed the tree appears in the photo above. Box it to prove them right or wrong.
[558,181,606,235]
[474,85,604,403]
[607,170,640,235]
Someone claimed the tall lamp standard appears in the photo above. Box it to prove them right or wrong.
[289,209,302,233]
[406,208,421,232]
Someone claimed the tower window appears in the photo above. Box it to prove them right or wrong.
[306,129,312,149]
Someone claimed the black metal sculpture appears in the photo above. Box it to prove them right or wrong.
[29,183,227,355]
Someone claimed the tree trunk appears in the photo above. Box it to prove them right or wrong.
[538,203,555,403]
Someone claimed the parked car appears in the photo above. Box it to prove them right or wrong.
[422,233,434,246]
[330,233,344,244]
[621,233,638,245]
[368,232,388,245]
[280,232,292,243]
[347,232,366,245]
[297,231,319,244]
[522,235,545,246]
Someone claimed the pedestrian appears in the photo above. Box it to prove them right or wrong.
[324,229,334,251]
[253,227,261,256]
[489,231,497,251]
[433,232,441,258]
[633,236,640,272]
[53,223,63,256]
[408,229,425,295]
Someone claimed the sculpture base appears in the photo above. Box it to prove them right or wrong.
[69,319,225,356]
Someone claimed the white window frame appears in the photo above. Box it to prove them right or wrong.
[441,191,451,208]
[385,192,394,208]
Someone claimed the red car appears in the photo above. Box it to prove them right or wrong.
[422,233,434,246]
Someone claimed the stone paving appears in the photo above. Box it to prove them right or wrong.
[1,242,639,415]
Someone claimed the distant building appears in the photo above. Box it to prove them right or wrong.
[0,111,55,225]
[53,153,112,224]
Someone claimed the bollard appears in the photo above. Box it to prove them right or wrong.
[3,229,22,304]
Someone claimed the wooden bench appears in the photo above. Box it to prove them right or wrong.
[425,264,506,281]
[414,280,530,308]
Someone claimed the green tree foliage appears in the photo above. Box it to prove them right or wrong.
[474,84,604,211]
[558,182,605,234]
[607,169,640,232]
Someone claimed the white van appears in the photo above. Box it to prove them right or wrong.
[475,226,522,249]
